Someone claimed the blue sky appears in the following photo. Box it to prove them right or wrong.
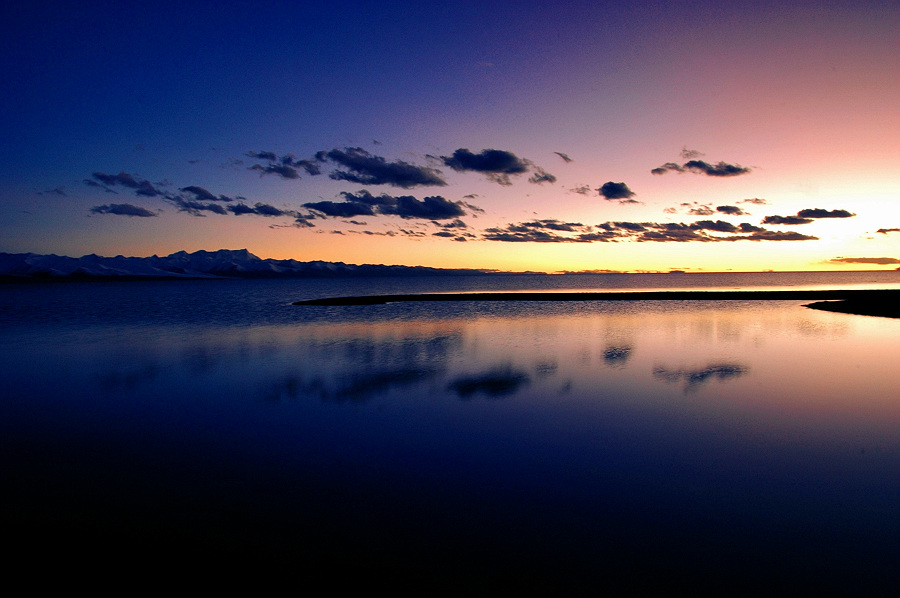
[2,0,898,272]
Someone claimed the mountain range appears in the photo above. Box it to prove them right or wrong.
[0,249,497,280]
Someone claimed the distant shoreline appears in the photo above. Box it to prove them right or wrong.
[294,289,900,319]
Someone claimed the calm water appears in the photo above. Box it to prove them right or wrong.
[3,271,900,591]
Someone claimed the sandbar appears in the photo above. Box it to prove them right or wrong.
[294,288,900,318]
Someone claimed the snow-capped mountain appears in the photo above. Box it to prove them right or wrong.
[0,249,488,280]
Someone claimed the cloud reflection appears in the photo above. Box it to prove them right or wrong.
[266,367,439,403]
[603,345,633,367]
[652,363,748,391]
[447,367,530,399]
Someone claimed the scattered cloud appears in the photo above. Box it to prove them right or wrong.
[763,208,854,226]
[246,150,278,161]
[652,156,751,177]
[570,185,593,196]
[326,147,445,188]
[303,200,375,218]
[554,152,573,163]
[304,190,470,220]
[877,228,900,234]
[828,257,900,265]
[763,215,814,225]
[180,186,233,202]
[246,151,322,179]
[169,196,229,216]
[89,171,165,196]
[528,167,557,184]
[716,205,746,216]
[440,148,530,185]
[437,218,468,229]
[483,220,818,243]
[687,204,715,216]
[739,197,767,205]
[598,181,636,201]
[89,203,158,217]
[797,208,855,219]
[229,202,289,217]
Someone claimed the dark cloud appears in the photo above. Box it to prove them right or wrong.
[246,150,278,161]
[528,167,557,184]
[554,152,573,163]
[570,185,593,195]
[169,197,229,216]
[509,219,585,232]
[83,179,116,192]
[763,215,814,225]
[246,151,322,179]
[739,197,768,205]
[482,219,819,243]
[829,257,900,265]
[688,205,715,216]
[651,159,751,177]
[305,190,469,220]
[381,195,467,219]
[684,160,751,176]
[691,220,739,233]
[877,228,900,234]
[90,171,164,196]
[598,181,635,200]
[326,147,446,188]
[482,229,592,243]
[612,221,647,232]
[228,202,289,217]
[764,208,854,226]
[680,147,704,160]
[738,222,766,233]
[180,186,233,202]
[716,205,745,215]
[741,230,817,241]
[89,203,157,217]
[303,200,375,218]
[437,218,468,229]
[651,162,684,175]
[432,230,475,242]
[249,163,301,179]
[458,200,485,214]
[440,148,529,185]
[797,208,855,219]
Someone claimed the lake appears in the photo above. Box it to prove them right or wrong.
[2,271,899,592]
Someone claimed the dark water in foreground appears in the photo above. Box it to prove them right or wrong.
[2,272,900,592]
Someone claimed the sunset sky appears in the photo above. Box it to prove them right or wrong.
[2,0,898,272]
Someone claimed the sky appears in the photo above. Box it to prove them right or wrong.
[1,0,898,273]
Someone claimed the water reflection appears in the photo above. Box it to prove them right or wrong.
[602,344,633,366]
[4,296,900,591]
[448,366,531,399]
[652,363,749,391]
[267,367,440,403]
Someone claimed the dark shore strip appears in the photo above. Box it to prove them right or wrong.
[294,288,900,316]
